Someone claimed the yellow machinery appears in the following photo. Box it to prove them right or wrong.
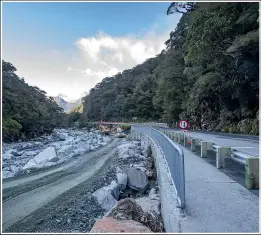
[99,125,111,135]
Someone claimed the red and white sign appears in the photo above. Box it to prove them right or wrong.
[178,120,189,129]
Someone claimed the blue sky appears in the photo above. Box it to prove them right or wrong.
[2,2,181,100]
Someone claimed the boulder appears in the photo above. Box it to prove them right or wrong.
[57,133,68,141]
[23,147,57,169]
[57,145,73,156]
[107,181,121,200]
[124,167,148,193]
[10,149,25,156]
[116,173,127,191]
[3,152,13,160]
[92,187,118,211]
[90,217,152,233]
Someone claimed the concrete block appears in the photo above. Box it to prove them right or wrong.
[216,147,231,169]
[245,158,259,189]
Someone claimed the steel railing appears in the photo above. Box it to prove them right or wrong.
[210,143,256,165]
[178,131,258,165]
[132,125,185,209]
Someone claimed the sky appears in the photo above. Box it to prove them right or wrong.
[2,1,181,101]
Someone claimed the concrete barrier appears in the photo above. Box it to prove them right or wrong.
[130,131,182,232]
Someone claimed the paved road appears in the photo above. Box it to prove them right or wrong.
[161,128,259,156]
[180,146,259,232]
[2,138,121,231]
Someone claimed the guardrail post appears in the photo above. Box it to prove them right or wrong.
[183,133,187,147]
[178,133,184,144]
[191,138,199,152]
[174,132,178,142]
[207,142,212,150]
[170,132,174,140]
[216,147,231,168]
[245,158,259,189]
[201,141,212,157]
[200,141,207,158]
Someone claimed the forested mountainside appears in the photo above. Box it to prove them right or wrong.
[2,61,67,142]
[81,2,259,134]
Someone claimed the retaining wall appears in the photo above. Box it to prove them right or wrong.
[131,131,182,232]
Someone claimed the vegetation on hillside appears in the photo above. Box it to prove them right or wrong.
[2,61,68,142]
[80,2,259,134]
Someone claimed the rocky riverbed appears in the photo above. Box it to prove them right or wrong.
[4,135,163,233]
[2,128,110,179]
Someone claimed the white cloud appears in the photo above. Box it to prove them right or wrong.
[73,28,170,85]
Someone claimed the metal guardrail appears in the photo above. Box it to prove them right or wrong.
[132,125,185,209]
[158,129,258,190]
[210,143,256,165]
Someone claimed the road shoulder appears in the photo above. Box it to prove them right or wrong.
[180,146,259,233]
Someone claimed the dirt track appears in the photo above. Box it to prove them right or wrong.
[2,138,122,232]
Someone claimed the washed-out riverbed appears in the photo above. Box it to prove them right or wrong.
[3,129,162,233]
[2,128,110,179]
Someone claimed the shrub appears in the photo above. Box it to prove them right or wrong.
[3,118,22,141]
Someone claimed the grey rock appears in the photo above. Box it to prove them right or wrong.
[11,149,25,156]
[57,133,68,141]
[124,167,148,193]
[116,173,127,191]
[92,187,118,211]
[108,181,121,200]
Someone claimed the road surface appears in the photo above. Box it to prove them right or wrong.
[180,146,259,232]
[2,138,121,232]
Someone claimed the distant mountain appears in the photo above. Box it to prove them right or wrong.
[53,96,68,111]
[53,92,88,112]
[57,93,70,102]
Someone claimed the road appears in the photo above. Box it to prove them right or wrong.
[160,128,259,156]
[180,146,259,232]
[2,138,121,232]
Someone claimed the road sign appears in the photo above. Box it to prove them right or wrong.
[178,120,189,129]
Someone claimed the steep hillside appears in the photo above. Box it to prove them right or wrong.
[81,2,259,134]
[2,61,67,142]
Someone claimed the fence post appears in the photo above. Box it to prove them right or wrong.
[216,147,231,168]
[245,158,259,189]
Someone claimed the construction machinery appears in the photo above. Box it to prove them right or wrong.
[99,124,111,135]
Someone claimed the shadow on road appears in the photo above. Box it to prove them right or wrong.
[185,144,259,196]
